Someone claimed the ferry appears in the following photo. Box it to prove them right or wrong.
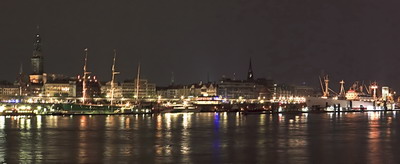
[193,96,224,112]
[169,102,200,113]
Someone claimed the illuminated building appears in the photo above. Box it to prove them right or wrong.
[292,84,315,97]
[217,78,263,99]
[217,59,265,99]
[157,82,216,99]
[184,82,217,97]
[199,83,217,96]
[156,85,190,99]
[101,81,123,98]
[44,81,76,97]
[76,75,101,98]
[272,83,294,98]
[0,81,19,97]
[121,79,156,99]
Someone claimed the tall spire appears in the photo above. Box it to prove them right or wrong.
[19,63,23,75]
[17,63,26,96]
[247,58,254,80]
[33,29,42,57]
[170,72,175,86]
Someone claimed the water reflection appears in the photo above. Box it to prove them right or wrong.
[0,112,399,163]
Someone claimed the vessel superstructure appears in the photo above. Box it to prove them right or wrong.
[306,75,393,111]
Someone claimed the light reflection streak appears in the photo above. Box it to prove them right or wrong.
[165,113,172,130]
[212,112,221,163]
[20,117,26,129]
[370,112,381,121]
[47,116,58,128]
[235,113,241,126]
[105,115,113,128]
[79,116,87,130]
[78,131,88,163]
[119,116,125,129]
[36,115,42,129]
[367,112,381,164]
[221,113,228,132]
[0,116,4,162]
[182,113,190,129]
[0,116,5,129]
[125,117,130,129]
[26,118,31,130]
[180,113,192,162]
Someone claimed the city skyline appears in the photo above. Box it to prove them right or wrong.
[1,0,400,90]
[2,1,400,164]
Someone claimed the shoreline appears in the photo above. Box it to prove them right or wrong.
[1,109,399,116]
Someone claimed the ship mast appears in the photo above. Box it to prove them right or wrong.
[110,49,120,106]
[370,82,378,100]
[321,75,329,97]
[339,80,345,98]
[135,63,141,101]
[82,48,91,104]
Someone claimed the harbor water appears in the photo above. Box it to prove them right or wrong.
[0,112,399,163]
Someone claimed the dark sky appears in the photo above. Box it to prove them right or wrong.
[1,0,400,91]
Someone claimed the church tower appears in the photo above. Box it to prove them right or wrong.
[31,32,44,75]
[29,27,45,85]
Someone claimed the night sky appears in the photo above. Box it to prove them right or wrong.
[1,0,400,91]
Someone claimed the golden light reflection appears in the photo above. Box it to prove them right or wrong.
[180,113,191,163]
[19,116,32,130]
[235,112,241,126]
[119,116,125,129]
[79,116,87,130]
[258,114,266,133]
[20,117,26,129]
[36,115,42,129]
[368,112,381,121]
[133,115,139,130]
[26,118,31,130]
[47,116,58,128]
[220,113,228,132]
[78,131,88,163]
[0,116,5,129]
[278,113,284,122]
[182,113,192,129]
[367,113,381,164]
[125,117,130,129]
[10,116,19,128]
[165,113,172,130]
[259,114,266,126]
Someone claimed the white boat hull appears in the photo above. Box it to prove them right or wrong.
[305,97,375,110]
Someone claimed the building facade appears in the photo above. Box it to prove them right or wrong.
[217,79,263,99]
[101,81,123,98]
[122,79,156,99]
[0,85,19,97]
[44,81,76,97]
[76,75,102,98]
